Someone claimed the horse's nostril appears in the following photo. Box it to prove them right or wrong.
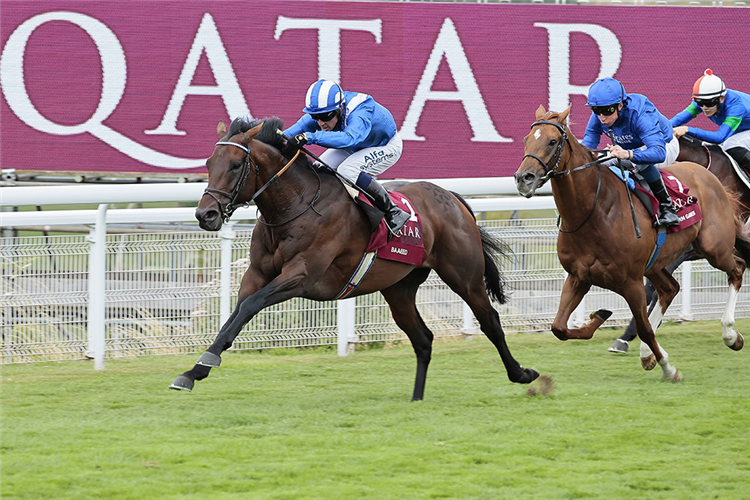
[524,173,536,183]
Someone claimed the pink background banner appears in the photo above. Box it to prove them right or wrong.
[2,1,748,178]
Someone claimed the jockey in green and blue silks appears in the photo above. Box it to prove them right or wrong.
[581,77,680,227]
[671,69,750,171]
[283,79,409,235]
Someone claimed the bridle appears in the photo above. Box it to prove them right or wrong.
[202,140,304,223]
[523,120,572,183]
[523,120,612,233]
[202,141,259,222]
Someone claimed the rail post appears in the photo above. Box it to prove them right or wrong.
[461,302,477,336]
[86,204,107,370]
[681,261,693,321]
[337,298,357,356]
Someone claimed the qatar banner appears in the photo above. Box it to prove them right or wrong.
[1,2,748,178]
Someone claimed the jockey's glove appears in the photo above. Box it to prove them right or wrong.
[286,133,307,152]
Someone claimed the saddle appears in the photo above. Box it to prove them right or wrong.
[609,165,702,234]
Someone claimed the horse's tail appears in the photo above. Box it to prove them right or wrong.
[450,191,511,305]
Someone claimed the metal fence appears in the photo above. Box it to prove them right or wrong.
[3,217,748,364]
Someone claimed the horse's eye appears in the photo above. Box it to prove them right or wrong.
[229,160,242,171]
[548,139,558,148]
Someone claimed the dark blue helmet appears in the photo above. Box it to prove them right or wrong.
[586,78,627,107]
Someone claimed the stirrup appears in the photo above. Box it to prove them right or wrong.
[655,206,680,227]
[386,209,410,236]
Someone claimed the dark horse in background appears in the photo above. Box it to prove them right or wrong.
[170,116,539,400]
[515,106,750,381]
[611,133,750,352]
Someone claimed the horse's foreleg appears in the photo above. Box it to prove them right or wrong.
[551,275,602,340]
[624,278,681,381]
[170,265,309,392]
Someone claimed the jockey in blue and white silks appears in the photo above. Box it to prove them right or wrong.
[283,79,409,235]
[582,77,680,227]
[671,69,750,171]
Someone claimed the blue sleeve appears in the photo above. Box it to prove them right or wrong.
[308,105,375,149]
[581,113,603,149]
[688,123,735,144]
[283,115,318,138]
[670,103,700,127]
[632,110,666,165]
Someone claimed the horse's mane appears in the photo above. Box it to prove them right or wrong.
[226,116,286,150]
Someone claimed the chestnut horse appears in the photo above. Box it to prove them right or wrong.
[514,105,750,381]
[170,117,539,399]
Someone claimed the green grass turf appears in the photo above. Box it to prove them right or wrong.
[2,320,749,499]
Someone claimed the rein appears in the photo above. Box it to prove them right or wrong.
[202,141,306,223]
[524,120,611,233]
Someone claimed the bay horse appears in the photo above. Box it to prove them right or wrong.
[614,133,750,349]
[514,105,750,381]
[170,116,539,399]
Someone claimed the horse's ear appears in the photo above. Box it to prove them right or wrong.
[217,120,227,140]
[558,104,572,125]
[241,122,264,143]
[535,105,547,120]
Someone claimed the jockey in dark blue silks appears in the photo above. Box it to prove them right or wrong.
[671,69,750,172]
[283,79,410,236]
[582,77,680,227]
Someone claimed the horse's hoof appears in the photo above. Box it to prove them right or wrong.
[662,370,682,382]
[641,354,657,371]
[525,367,541,383]
[590,309,613,322]
[169,375,194,392]
[729,333,744,351]
[196,351,222,367]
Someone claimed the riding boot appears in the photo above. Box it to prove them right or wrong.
[362,178,410,236]
[727,147,750,174]
[648,176,680,227]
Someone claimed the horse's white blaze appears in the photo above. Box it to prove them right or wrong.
[534,129,541,140]
[721,284,739,346]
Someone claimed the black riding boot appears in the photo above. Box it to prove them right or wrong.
[648,177,680,227]
[363,180,410,236]
[727,147,750,173]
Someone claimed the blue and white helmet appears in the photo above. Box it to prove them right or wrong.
[586,78,627,107]
[302,80,345,114]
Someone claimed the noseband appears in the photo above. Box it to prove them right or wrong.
[203,141,259,222]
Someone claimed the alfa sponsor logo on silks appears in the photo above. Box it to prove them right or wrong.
[364,150,395,166]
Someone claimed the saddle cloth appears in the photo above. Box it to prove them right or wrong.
[359,191,425,266]
[611,167,702,233]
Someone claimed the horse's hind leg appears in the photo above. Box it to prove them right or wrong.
[381,268,434,401]
[436,269,539,385]
[720,260,745,350]
[694,215,747,349]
